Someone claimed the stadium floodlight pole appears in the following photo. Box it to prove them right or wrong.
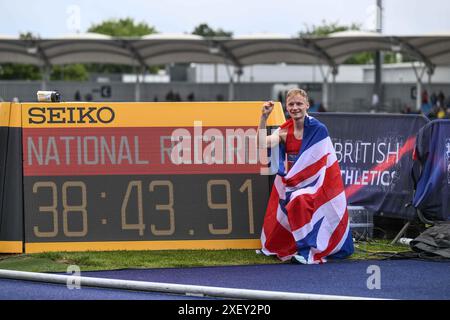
[374,0,383,112]
[376,0,383,33]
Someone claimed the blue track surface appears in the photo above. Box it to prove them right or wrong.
[0,278,207,300]
[1,259,449,300]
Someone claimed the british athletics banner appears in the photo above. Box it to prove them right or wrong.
[311,112,429,220]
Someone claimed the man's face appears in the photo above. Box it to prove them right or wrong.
[286,94,309,120]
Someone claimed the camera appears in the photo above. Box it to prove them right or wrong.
[37,91,61,103]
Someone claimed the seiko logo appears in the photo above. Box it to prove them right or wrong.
[28,106,115,124]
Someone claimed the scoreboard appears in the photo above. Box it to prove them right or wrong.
[1,101,285,253]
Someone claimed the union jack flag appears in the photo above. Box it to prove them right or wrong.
[261,116,354,264]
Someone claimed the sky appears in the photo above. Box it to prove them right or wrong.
[1,0,450,37]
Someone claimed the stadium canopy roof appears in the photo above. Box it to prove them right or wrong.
[1,31,450,75]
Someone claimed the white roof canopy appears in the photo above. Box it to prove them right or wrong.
[1,32,449,74]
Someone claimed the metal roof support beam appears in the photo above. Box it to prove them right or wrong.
[120,41,148,102]
[411,62,427,112]
[39,57,51,91]
[134,65,145,102]
[209,41,242,101]
[40,65,50,91]
[300,38,338,73]
[135,66,143,102]
[301,38,338,110]
[391,37,436,113]
[331,69,337,111]
[224,63,235,101]
[318,63,338,111]
[210,40,243,83]
[24,39,52,91]
[228,79,234,101]
[391,37,435,76]
[121,40,148,69]
[319,65,330,110]
[210,41,242,70]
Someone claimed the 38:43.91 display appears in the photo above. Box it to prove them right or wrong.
[25,175,268,242]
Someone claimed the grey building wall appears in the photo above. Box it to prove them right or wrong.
[1,81,449,113]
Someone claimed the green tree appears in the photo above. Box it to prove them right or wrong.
[192,23,233,37]
[88,17,157,37]
[0,64,41,80]
[300,20,360,37]
[87,18,158,74]
[50,64,89,81]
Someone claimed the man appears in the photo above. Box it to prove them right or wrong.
[258,88,354,264]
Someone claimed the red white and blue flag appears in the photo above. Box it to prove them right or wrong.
[261,116,354,264]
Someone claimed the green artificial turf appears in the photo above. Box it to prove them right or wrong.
[0,239,411,273]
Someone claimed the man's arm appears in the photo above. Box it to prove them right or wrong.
[258,101,281,149]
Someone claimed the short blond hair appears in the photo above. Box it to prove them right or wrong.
[286,88,309,102]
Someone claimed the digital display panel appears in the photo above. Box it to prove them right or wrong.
[21,102,285,253]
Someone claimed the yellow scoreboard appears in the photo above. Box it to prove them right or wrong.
[1,101,285,253]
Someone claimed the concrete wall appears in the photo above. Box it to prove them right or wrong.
[0,81,274,103]
[1,80,450,113]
